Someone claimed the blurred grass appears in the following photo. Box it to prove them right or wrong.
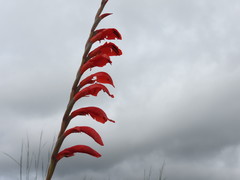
[3,132,55,180]
[144,162,166,180]
[3,134,166,180]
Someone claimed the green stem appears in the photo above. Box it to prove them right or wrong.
[45,1,108,180]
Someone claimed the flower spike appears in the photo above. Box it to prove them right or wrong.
[45,1,122,179]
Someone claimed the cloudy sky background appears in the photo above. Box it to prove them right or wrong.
[1,0,240,179]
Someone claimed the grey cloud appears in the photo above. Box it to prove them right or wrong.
[1,0,240,180]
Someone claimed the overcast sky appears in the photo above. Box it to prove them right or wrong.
[1,0,240,180]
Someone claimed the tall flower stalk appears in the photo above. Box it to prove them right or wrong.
[45,0,122,179]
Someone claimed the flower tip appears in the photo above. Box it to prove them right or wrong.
[109,119,115,123]
[99,140,104,146]
[96,153,102,158]
[99,13,113,19]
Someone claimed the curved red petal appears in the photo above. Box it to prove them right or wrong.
[74,84,114,101]
[88,42,122,58]
[80,54,111,75]
[90,28,122,43]
[70,106,115,124]
[80,72,115,88]
[56,145,101,161]
[64,126,104,146]
[99,13,112,19]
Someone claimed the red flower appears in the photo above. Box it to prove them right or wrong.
[71,106,115,123]
[64,126,104,146]
[74,84,114,101]
[80,72,115,88]
[45,1,122,178]
[90,28,122,43]
[88,42,122,58]
[56,145,101,161]
[80,54,112,75]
